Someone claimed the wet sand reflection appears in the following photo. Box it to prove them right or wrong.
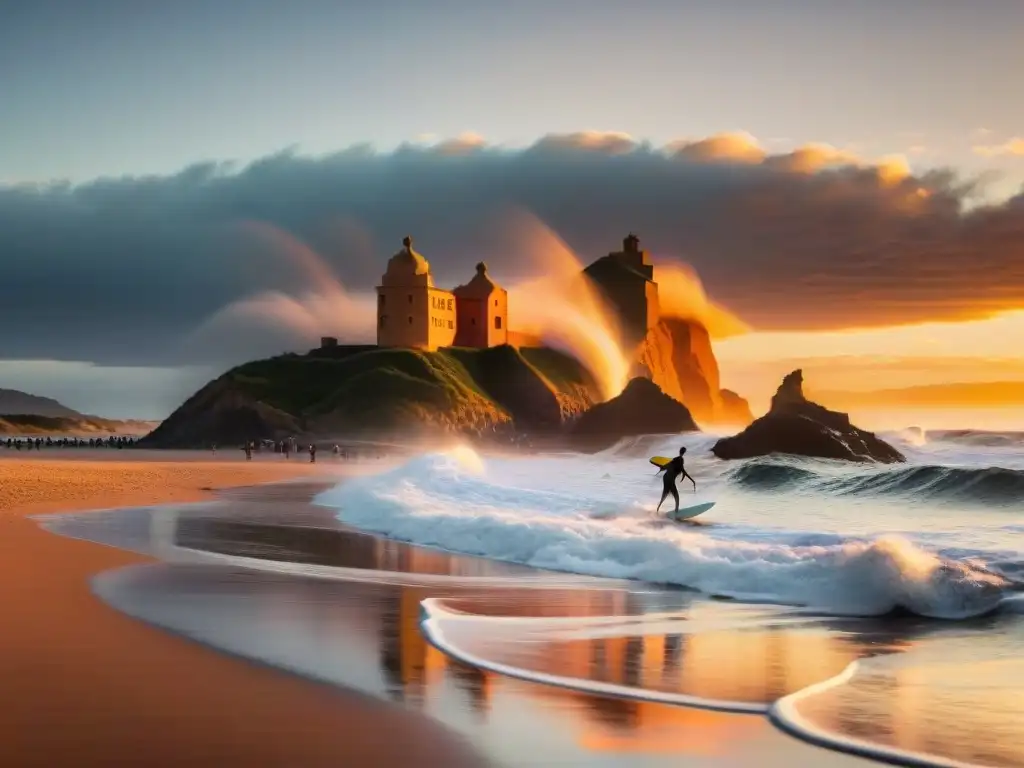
[42,482,1024,767]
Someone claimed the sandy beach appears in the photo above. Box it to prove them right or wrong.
[0,452,488,768]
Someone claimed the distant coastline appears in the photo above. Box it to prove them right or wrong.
[811,380,1024,410]
[0,387,158,437]
[0,413,159,437]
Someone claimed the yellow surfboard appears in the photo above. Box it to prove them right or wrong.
[649,456,671,468]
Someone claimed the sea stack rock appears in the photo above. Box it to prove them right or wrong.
[711,370,905,463]
[569,377,698,452]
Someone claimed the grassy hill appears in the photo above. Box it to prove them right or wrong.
[141,344,602,448]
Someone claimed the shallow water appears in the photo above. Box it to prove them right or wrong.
[40,496,868,767]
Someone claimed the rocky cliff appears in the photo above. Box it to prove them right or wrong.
[568,377,698,452]
[581,240,752,427]
[633,318,752,426]
[711,370,905,463]
[140,345,601,448]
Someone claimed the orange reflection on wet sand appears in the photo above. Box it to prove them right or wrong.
[793,650,1024,767]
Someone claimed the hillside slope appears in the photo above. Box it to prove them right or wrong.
[0,388,84,419]
[141,345,601,448]
[0,414,155,436]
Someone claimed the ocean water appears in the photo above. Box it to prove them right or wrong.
[37,431,1024,767]
[309,430,1024,766]
[313,431,1023,620]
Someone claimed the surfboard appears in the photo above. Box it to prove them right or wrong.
[650,456,671,468]
[668,500,716,521]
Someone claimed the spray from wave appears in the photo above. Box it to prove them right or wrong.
[497,210,630,400]
[653,262,750,339]
[313,447,1010,620]
[179,221,377,362]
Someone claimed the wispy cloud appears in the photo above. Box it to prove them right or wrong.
[973,137,1024,157]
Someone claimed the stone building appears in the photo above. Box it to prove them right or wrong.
[375,237,508,351]
[583,233,661,349]
[453,262,508,348]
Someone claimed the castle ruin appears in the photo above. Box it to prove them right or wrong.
[375,236,509,351]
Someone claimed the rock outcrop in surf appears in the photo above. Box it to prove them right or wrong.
[568,377,698,452]
[711,370,906,463]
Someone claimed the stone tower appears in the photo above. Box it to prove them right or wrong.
[582,233,661,350]
[375,236,457,350]
[452,261,508,348]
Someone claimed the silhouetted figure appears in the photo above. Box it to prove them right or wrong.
[309,444,317,463]
[655,446,696,514]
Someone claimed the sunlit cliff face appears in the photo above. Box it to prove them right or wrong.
[499,211,631,400]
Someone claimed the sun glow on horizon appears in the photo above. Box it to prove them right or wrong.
[715,309,1024,423]
[717,309,1024,364]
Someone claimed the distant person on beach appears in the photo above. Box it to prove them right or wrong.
[309,444,316,463]
[655,447,696,515]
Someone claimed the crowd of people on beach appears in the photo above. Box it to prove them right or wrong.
[1,432,385,461]
[2,435,137,450]
[233,439,374,463]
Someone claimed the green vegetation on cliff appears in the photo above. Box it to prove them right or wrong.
[143,344,602,448]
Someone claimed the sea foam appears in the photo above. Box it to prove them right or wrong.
[313,446,1009,619]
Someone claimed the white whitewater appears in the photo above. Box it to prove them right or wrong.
[313,434,1019,619]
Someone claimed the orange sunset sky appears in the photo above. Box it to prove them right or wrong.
[712,310,1024,428]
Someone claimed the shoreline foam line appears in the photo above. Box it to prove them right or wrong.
[768,661,979,768]
[418,597,768,715]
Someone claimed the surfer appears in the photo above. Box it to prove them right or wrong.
[655,447,696,514]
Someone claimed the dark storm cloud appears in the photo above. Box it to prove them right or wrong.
[2,131,1024,367]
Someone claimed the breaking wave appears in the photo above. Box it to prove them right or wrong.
[314,447,1012,620]
[728,460,1024,506]
[927,429,1024,448]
